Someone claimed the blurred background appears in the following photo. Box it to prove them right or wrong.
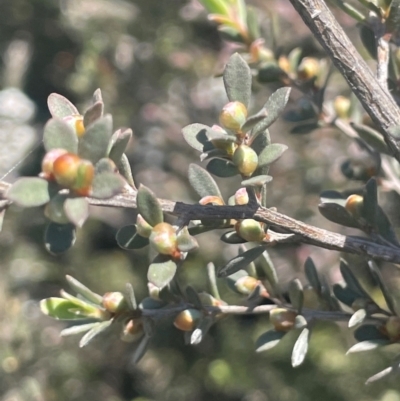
[0,0,400,400]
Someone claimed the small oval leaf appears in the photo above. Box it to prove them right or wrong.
[48,93,79,118]
[136,185,163,227]
[44,223,76,254]
[116,225,149,250]
[43,118,78,153]
[147,255,178,288]
[188,163,222,198]
[7,177,50,207]
[291,328,310,367]
[255,329,285,352]
[258,144,288,167]
[64,197,89,227]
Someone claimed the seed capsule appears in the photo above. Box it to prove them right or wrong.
[232,145,259,176]
[219,102,248,132]
[173,309,202,331]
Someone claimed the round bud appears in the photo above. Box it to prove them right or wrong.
[136,214,153,238]
[102,292,128,313]
[121,318,144,342]
[232,145,259,177]
[41,148,68,180]
[173,309,202,332]
[219,102,248,132]
[344,194,364,220]
[72,159,95,196]
[234,275,259,295]
[235,219,265,242]
[53,153,82,187]
[333,96,351,119]
[278,56,291,74]
[297,57,320,81]
[149,222,178,256]
[269,308,297,332]
[234,188,249,205]
[44,195,70,224]
[63,115,85,138]
[385,316,400,341]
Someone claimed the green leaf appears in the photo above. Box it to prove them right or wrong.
[365,366,393,384]
[177,227,199,252]
[125,283,137,310]
[79,320,112,348]
[139,297,166,310]
[288,279,304,313]
[258,144,288,167]
[348,309,367,328]
[206,159,239,177]
[258,250,279,293]
[92,88,103,103]
[304,257,321,294]
[291,328,309,367]
[78,114,113,163]
[136,185,163,227]
[351,122,390,155]
[66,275,103,305]
[359,25,377,59]
[354,324,387,342]
[118,153,136,188]
[218,26,243,42]
[181,123,210,152]
[333,284,358,307]
[132,335,150,364]
[340,259,367,298]
[241,175,273,187]
[363,178,378,226]
[95,158,117,174]
[44,223,76,254]
[220,231,247,244]
[223,53,252,108]
[246,6,260,40]
[241,112,268,133]
[60,323,99,337]
[7,177,50,207]
[0,209,5,232]
[43,118,79,153]
[207,262,221,300]
[40,298,88,320]
[198,0,230,15]
[188,163,222,198]
[218,245,266,277]
[64,197,89,228]
[346,339,389,354]
[257,62,282,83]
[116,225,149,250]
[318,202,360,229]
[255,329,285,352]
[186,286,202,309]
[250,88,291,140]
[47,93,79,118]
[191,316,213,345]
[148,255,178,288]
[83,101,104,128]
[107,128,132,165]
[91,172,125,199]
[294,315,308,329]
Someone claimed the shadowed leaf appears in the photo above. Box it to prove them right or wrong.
[44,223,76,254]
[255,329,285,352]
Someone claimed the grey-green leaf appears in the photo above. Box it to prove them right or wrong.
[91,172,125,199]
[258,144,288,167]
[365,366,393,384]
[60,323,99,337]
[125,283,137,310]
[181,123,210,152]
[351,122,390,155]
[66,275,103,305]
[43,118,78,153]
[241,175,273,187]
[223,53,252,108]
[83,101,104,128]
[116,225,149,250]
[44,223,76,254]
[108,128,132,165]
[7,177,50,207]
[40,298,88,320]
[348,309,367,328]
[218,245,266,277]
[304,257,321,294]
[206,159,239,177]
[288,279,304,313]
[255,329,285,352]
[64,197,89,228]
[147,255,178,288]
[78,114,113,163]
[346,339,389,354]
[177,227,199,252]
[188,163,222,198]
[291,328,309,367]
[136,185,163,227]
[79,320,112,348]
[48,93,79,118]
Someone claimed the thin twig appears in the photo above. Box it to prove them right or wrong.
[2,180,400,263]
[288,0,400,162]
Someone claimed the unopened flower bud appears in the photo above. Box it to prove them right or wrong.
[297,57,320,81]
[41,148,68,180]
[173,309,202,331]
[269,308,297,332]
[150,222,178,256]
[234,188,249,205]
[232,145,259,176]
[72,159,95,196]
[121,318,144,342]
[333,96,351,119]
[102,291,128,313]
[219,102,248,132]
[63,115,85,138]
[235,219,265,242]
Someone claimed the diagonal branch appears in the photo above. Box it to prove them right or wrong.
[288,0,400,162]
[2,180,400,263]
